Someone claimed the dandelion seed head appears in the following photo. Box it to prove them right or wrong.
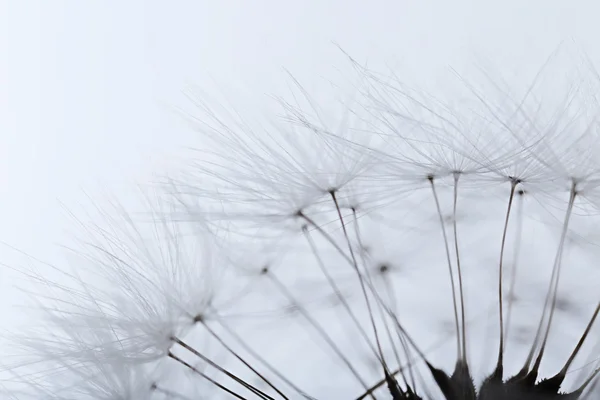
[11,46,600,399]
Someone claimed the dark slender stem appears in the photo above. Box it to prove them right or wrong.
[530,183,577,375]
[330,192,387,368]
[303,227,380,359]
[168,352,248,400]
[452,173,467,362]
[217,317,316,399]
[496,180,518,371]
[504,190,524,348]
[200,320,289,399]
[174,337,275,400]
[266,270,373,395]
[559,302,600,376]
[380,276,414,391]
[574,367,600,398]
[350,209,406,380]
[428,176,461,361]
[355,332,453,400]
